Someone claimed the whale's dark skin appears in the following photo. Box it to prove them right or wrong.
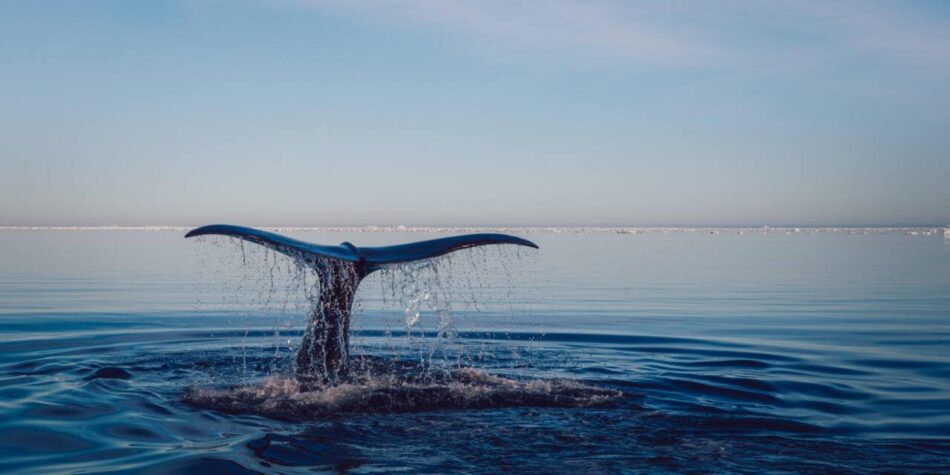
[186,224,538,384]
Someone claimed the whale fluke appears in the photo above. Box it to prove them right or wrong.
[186,225,536,269]
[186,224,538,384]
[186,224,361,262]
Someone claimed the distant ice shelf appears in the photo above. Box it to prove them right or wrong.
[0,225,947,236]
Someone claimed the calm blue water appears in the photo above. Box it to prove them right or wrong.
[0,230,948,474]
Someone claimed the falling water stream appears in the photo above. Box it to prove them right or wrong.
[183,238,618,419]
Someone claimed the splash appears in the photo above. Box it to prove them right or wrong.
[190,236,316,377]
[185,230,613,417]
[363,245,541,374]
[183,366,622,420]
[192,237,537,383]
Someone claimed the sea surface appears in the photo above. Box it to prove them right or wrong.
[0,229,948,474]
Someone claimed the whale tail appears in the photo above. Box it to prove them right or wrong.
[185,224,536,274]
[186,224,538,384]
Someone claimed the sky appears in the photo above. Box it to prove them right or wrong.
[1,0,948,227]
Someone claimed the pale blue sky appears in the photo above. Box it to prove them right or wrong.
[1,1,948,226]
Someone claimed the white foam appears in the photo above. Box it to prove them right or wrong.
[183,367,622,419]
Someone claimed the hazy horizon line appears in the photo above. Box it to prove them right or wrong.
[1,224,946,231]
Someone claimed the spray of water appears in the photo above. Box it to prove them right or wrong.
[196,237,545,374]
[186,234,617,417]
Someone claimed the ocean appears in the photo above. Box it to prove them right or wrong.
[0,228,947,474]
